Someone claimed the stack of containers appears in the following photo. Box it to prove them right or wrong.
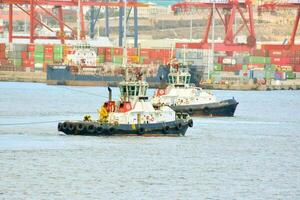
[53,45,63,63]
[34,44,44,71]
[97,47,105,64]
[9,44,27,68]
[175,48,213,67]
[105,48,112,62]
[113,47,123,64]
[44,44,54,67]
[0,43,5,59]
[63,45,72,64]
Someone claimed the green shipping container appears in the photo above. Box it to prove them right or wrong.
[265,64,276,71]
[214,63,222,71]
[248,56,271,64]
[53,45,63,54]
[242,65,248,71]
[265,70,275,80]
[285,71,296,79]
[113,56,123,64]
[34,45,44,53]
[97,55,105,64]
[53,53,63,62]
[13,59,22,66]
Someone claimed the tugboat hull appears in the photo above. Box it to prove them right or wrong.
[170,99,239,117]
[58,119,192,137]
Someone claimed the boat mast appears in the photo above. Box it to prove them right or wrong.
[209,0,216,81]
[122,0,129,83]
[77,0,81,41]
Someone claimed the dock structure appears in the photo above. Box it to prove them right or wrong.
[0,0,148,48]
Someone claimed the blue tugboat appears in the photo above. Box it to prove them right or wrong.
[152,62,239,117]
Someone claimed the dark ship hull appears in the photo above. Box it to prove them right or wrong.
[46,65,203,88]
[170,99,239,117]
[58,119,193,137]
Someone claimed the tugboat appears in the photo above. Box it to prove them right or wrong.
[57,0,192,136]
[58,70,192,136]
[152,62,239,117]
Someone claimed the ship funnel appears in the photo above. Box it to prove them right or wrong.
[108,87,112,101]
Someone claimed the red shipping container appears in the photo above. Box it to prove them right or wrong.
[140,49,150,57]
[0,51,5,59]
[294,65,300,72]
[127,48,137,56]
[44,45,53,54]
[21,51,28,60]
[28,44,35,52]
[44,53,53,60]
[271,57,289,65]
[217,57,224,64]
[98,47,106,55]
[105,54,112,62]
[106,48,111,55]
[114,48,123,55]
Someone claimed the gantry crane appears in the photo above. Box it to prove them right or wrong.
[0,0,148,46]
[171,0,256,52]
[258,0,300,50]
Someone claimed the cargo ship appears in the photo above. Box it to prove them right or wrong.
[46,43,204,87]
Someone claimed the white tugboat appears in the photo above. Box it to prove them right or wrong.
[152,62,239,117]
[57,0,192,136]
[58,70,192,136]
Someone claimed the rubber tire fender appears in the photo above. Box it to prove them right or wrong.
[138,127,145,135]
[107,127,115,135]
[58,123,63,131]
[96,126,103,135]
[87,124,96,133]
[163,125,170,134]
[76,123,85,132]
[62,122,68,131]
[176,122,182,130]
[188,119,193,128]
[188,108,193,115]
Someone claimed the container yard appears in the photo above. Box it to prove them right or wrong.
[0,0,300,90]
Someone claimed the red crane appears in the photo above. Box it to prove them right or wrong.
[171,0,256,52]
[258,1,300,51]
[0,0,147,44]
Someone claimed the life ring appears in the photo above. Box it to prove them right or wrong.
[163,125,170,134]
[157,89,165,96]
[138,127,145,135]
[87,124,96,133]
[67,123,75,131]
[58,123,62,131]
[188,119,193,128]
[96,126,103,134]
[76,123,85,132]
[176,122,183,130]
[125,103,131,110]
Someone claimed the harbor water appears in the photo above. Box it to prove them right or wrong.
[0,82,299,199]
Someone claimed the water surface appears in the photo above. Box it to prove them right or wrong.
[0,82,299,199]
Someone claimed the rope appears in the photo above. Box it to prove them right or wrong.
[0,120,63,126]
[53,86,108,98]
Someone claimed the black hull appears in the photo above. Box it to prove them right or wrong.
[170,99,239,117]
[58,119,192,137]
